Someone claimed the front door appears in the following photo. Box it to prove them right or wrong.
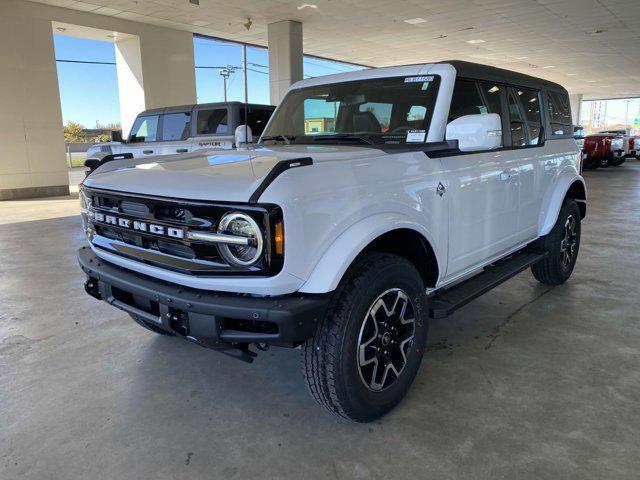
[124,114,160,158]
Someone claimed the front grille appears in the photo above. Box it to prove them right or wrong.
[82,187,282,276]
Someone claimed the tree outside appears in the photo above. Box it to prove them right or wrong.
[64,121,86,143]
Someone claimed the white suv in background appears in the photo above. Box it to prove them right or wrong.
[78,61,586,422]
[86,102,275,159]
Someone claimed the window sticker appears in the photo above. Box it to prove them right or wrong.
[404,75,434,83]
[422,82,430,90]
[406,129,426,143]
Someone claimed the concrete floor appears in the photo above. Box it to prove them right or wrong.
[2,161,640,480]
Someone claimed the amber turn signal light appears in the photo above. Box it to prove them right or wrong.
[274,221,284,255]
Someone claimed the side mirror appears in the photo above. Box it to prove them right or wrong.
[446,113,502,152]
[235,125,253,146]
[110,130,123,143]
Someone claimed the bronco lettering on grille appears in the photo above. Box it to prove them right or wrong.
[92,212,184,239]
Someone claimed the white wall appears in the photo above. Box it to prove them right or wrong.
[0,1,69,199]
[569,94,583,125]
[115,36,146,137]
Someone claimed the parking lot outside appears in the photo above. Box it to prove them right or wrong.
[2,162,639,479]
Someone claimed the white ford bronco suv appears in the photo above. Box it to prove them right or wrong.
[78,61,586,422]
[85,101,275,160]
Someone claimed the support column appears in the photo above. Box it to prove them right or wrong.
[0,2,68,200]
[267,20,303,104]
[569,93,583,125]
[115,36,145,138]
[115,28,196,136]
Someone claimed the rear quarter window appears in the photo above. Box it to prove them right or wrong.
[547,91,573,136]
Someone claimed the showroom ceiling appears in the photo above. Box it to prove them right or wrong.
[32,0,640,98]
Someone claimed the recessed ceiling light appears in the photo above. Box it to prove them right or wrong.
[488,86,499,93]
[585,80,596,83]
[542,65,555,69]
[566,73,577,76]
[516,56,528,60]
[466,39,485,44]
[404,17,427,24]
[297,3,318,9]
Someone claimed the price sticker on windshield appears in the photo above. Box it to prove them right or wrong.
[406,130,426,143]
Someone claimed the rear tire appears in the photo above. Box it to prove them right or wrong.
[128,313,175,336]
[531,199,581,285]
[610,156,626,166]
[302,253,429,422]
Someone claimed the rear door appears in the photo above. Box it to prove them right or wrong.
[156,111,192,155]
[506,86,546,241]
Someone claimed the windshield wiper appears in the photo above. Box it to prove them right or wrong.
[261,134,295,145]
[312,134,374,145]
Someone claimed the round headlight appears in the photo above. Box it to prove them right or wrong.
[217,212,264,266]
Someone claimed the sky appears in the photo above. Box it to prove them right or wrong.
[53,34,364,128]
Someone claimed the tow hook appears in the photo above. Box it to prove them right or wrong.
[84,278,101,300]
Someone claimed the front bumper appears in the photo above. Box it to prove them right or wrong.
[78,246,329,359]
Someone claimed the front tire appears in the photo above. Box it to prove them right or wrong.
[531,199,581,285]
[302,253,429,422]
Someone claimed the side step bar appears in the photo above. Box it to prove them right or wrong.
[428,248,548,319]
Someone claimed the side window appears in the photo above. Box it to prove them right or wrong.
[357,102,392,132]
[449,79,502,121]
[240,107,274,137]
[129,115,159,143]
[507,89,526,147]
[508,88,543,147]
[303,97,339,135]
[162,112,191,141]
[196,109,229,135]
[407,105,426,121]
[547,91,573,136]
[519,89,542,145]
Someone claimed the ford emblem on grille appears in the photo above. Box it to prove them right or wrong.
[92,212,185,239]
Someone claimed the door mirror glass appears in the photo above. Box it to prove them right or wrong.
[446,113,502,152]
[110,130,123,143]
[235,125,253,146]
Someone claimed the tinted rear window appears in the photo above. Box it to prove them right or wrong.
[196,109,229,135]
[240,107,274,137]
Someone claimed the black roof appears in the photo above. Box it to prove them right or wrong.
[141,101,275,116]
[440,60,568,93]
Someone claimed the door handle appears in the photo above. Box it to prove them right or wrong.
[544,161,556,171]
[176,148,188,153]
[499,171,512,181]
[143,150,154,155]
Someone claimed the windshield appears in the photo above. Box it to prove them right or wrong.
[261,75,440,146]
